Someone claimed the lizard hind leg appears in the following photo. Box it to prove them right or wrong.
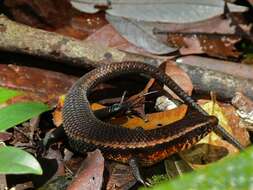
[129,157,151,186]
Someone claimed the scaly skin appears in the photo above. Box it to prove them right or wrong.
[62,61,220,166]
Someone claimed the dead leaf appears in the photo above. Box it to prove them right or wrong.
[110,104,188,130]
[106,163,137,190]
[66,12,108,39]
[198,99,250,148]
[0,64,76,106]
[52,96,66,127]
[4,0,108,40]
[164,154,193,179]
[106,15,176,54]
[71,0,247,23]
[0,132,12,142]
[4,0,74,28]
[180,143,229,169]
[167,33,241,58]
[161,61,193,97]
[232,92,253,113]
[198,100,232,143]
[86,24,148,55]
[154,14,249,58]
[0,174,7,190]
[67,149,104,190]
[221,103,250,147]
[178,100,246,170]
[64,155,83,176]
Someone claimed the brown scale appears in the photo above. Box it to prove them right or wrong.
[63,61,218,166]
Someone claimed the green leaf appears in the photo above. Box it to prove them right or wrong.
[0,102,50,131]
[142,147,253,190]
[0,87,22,104]
[0,146,42,175]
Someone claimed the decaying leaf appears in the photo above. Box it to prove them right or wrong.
[71,0,247,23]
[86,24,149,55]
[154,14,250,58]
[232,92,253,125]
[4,0,108,39]
[199,100,232,143]
[0,64,76,106]
[164,154,193,179]
[106,15,177,54]
[180,99,250,170]
[66,12,108,39]
[221,103,250,147]
[0,132,12,142]
[4,0,74,28]
[161,61,193,97]
[180,143,230,169]
[110,104,187,130]
[168,33,240,58]
[67,149,104,190]
[106,163,137,190]
[52,96,66,127]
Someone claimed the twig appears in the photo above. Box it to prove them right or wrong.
[0,14,162,69]
[176,56,253,80]
[153,28,242,39]
[176,62,253,100]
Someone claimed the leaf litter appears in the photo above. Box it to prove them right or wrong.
[0,0,253,189]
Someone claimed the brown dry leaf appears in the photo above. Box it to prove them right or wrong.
[0,64,76,106]
[86,24,171,61]
[232,92,253,113]
[91,101,187,130]
[66,12,108,39]
[110,104,188,130]
[86,24,149,54]
[4,0,108,39]
[67,149,104,190]
[167,34,240,58]
[199,100,232,144]
[180,99,250,169]
[85,102,187,130]
[64,155,84,175]
[90,103,106,111]
[154,14,248,58]
[180,143,230,169]
[0,132,12,142]
[161,61,193,97]
[4,0,74,28]
[221,103,250,147]
[106,163,137,190]
[52,95,66,127]
[198,99,250,147]
[248,0,253,6]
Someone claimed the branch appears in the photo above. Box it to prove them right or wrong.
[177,62,253,100]
[0,14,161,68]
